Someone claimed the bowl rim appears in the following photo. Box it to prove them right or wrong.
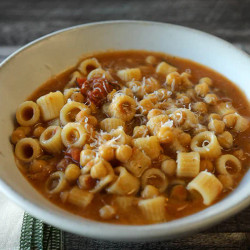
[0,20,249,241]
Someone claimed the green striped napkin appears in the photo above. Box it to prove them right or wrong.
[20,213,63,250]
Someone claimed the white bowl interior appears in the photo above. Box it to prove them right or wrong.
[0,21,249,241]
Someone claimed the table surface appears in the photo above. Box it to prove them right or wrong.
[1,0,250,249]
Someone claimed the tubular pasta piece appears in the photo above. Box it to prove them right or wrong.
[37,91,65,121]
[216,154,241,175]
[117,68,142,81]
[89,159,115,193]
[177,152,200,178]
[187,171,223,205]
[65,71,83,88]
[16,101,40,126]
[124,147,151,177]
[138,196,166,223]
[106,166,140,195]
[15,138,41,162]
[78,58,101,75]
[141,168,168,193]
[113,196,138,213]
[133,136,161,159]
[64,186,94,208]
[45,171,68,194]
[146,115,169,135]
[100,118,125,132]
[191,131,221,158]
[61,122,88,147]
[171,108,198,130]
[215,102,236,116]
[156,62,177,75]
[60,101,91,125]
[110,127,132,146]
[64,88,80,100]
[40,126,63,154]
[87,68,113,81]
[109,94,136,121]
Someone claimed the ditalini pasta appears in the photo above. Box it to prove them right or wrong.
[16,101,40,126]
[11,50,249,225]
[187,171,223,205]
[40,126,63,154]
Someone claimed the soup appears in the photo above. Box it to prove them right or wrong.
[11,51,250,225]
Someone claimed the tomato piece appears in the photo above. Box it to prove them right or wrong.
[65,147,81,162]
[80,77,119,107]
[76,77,87,88]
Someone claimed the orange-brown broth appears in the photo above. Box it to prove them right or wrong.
[16,50,250,225]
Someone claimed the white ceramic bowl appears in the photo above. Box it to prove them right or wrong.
[0,21,249,242]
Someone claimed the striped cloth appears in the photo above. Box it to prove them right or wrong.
[20,213,63,250]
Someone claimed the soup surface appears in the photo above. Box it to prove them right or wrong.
[11,51,250,225]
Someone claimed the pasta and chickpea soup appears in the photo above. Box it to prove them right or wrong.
[11,51,250,225]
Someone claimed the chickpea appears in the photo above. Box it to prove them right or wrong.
[179,132,191,147]
[186,88,196,99]
[99,145,115,161]
[166,72,181,88]
[11,128,25,144]
[209,113,221,121]
[158,154,171,162]
[233,149,246,161]
[20,126,32,135]
[100,133,113,142]
[234,115,249,132]
[86,115,98,127]
[204,94,218,105]
[145,55,157,64]
[208,119,225,134]
[147,109,165,120]
[75,109,92,122]
[115,145,132,162]
[145,93,158,103]
[133,125,149,138]
[71,92,85,103]
[139,99,154,115]
[80,149,96,166]
[161,159,177,176]
[195,82,209,97]
[223,113,237,128]
[78,174,95,190]
[33,126,45,138]
[30,159,47,173]
[141,185,159,198]
[65,164,81,182]
[99,205,116,219]
[90,161,107,179]
[172,110,187,126]
[192,102,208,114]
[157,127,173,143]
[199,77,213,86]
[200,160,214,172]
[218,131,233,149]
[181,72,193,88]
[170,185,188,201]
[176,93,191,105]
